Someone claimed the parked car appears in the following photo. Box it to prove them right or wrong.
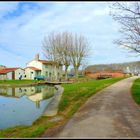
[34,75,46,80]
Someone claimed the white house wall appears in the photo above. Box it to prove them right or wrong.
[25,68,36,80]
[42,64,61,80]
[26,60,62,81]
[42,64,53,78]
[27,60,43,70]
[7,72,12,80]
[15,68,25,80]
[0,74,7,80]
[0,73,12,80]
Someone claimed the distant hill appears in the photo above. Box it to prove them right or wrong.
[85,61,140,74]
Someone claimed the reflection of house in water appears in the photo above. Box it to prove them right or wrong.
[0,86,41,98]
[27,88,55,101]
[0,85,55,104]
[27,86,55,108]
[0,86,56,129]
[0,88,17,97]
[0,85,56,109]
[16,86,42,97]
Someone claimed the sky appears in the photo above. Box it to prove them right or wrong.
[0,1,140,68]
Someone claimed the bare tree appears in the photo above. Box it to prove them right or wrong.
[42,32,60,62]
[42,32,89,80]
[42,32,71,80]
[70,33,89,78]
[56,32,72,80]
[110,2,140,54]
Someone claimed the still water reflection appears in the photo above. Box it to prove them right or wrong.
[0,85,56,129]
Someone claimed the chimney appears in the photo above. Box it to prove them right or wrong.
[35,53,39,61]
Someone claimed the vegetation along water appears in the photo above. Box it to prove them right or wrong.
[0,78,124,138]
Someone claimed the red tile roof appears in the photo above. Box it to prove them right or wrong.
[25,67,41,71]
[0,68,19,74]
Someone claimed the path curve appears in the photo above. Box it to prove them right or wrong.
[49,76,140,138]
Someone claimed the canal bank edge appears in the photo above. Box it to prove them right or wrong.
[0,82,46,88]
[0,81,73,88]
[43,85,64,117]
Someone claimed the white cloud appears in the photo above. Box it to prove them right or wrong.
[0,48,25,67]
[93,7,110,16]
[0,2,140,67]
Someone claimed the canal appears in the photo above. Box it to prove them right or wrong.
[0,85,57,129]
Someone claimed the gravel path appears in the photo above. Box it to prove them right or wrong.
[49,76,140,138]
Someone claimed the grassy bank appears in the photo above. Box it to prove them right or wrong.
[132,78,140,104]
[58,77,125,118]
[0,77,124,138]
[0,80,37,85]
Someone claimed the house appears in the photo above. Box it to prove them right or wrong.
[24,67,41,80]
[25,54,62,81]
[0,68,25,80]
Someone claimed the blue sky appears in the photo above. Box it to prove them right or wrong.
[0,2,140,68]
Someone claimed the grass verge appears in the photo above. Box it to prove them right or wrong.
[132,78,140,104]
[0,77,124,138]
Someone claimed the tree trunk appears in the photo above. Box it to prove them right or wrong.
[74,67,79,79]
[65,66,68,80]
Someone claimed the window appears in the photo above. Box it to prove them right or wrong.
[49,72,51,77]
[46,71,48,77]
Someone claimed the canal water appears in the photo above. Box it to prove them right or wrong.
[0,85,56,129]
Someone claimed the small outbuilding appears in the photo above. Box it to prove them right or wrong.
[0,68,25,80]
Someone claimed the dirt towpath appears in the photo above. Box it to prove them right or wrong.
[46,76,140,138]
